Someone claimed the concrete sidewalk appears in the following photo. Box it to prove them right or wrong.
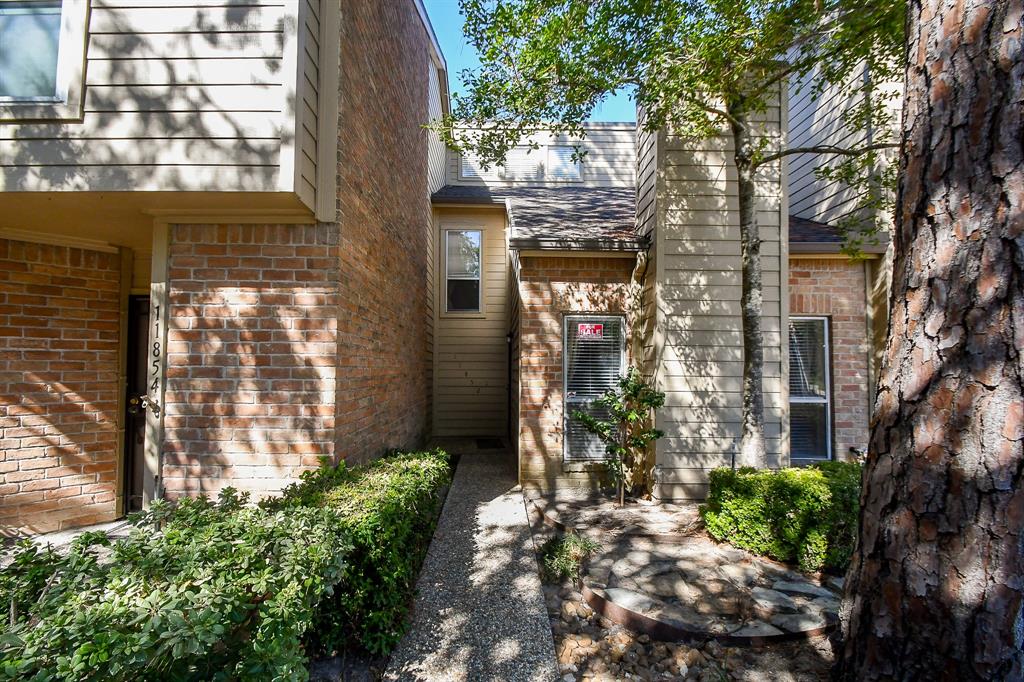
[384,449,558,682]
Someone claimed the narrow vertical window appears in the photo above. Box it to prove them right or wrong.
[789,317,832,461]
[445,229,482,313]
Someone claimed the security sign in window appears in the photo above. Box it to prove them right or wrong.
[577,323,604,340]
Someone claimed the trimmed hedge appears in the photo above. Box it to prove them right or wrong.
[0,449,451,681]
[265,449,451,655]
[700,461,862,573]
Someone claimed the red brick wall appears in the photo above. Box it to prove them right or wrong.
[163,224,340,499]
[334,0,432,461]
[0,238,120,534]
[517,256,635,489]
[789,257,871,460]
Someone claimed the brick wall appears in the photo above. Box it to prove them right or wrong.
[789,257,871,460]
[0,238,120,534]
[517,256,636,490]
[163,224,340,498]
[334,0,432,461]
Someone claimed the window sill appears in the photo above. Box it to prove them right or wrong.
[0,99,84,122]
[441,310,487,319]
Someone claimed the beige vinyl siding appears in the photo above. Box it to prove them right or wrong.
[427,64,447,193]
[652,92,789,500]
[1,0,319,211]
[446,123,636,188]
[636,110,659,237]
[786,63,900,226]
[297,0,320,207]
[433,209,509,436]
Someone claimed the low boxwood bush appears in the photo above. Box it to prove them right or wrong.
[265,448,451,656]
[0,449,451,680]
[700,461,862,573]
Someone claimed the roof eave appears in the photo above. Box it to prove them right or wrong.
[789,241,888,255]
[509,237,647,252]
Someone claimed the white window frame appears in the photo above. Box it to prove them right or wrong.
[562,314,626,463]
[546,145,583,182]
[459,152,501,181]
[0,0,91,121]
[789,315,833,461]
[443,228,483,315]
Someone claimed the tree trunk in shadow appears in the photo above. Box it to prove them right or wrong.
[835,1,1024,679]
[730,103,767,469]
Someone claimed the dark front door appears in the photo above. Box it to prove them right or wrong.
[124,295,150,512]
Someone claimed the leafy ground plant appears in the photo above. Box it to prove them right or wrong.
[538,532,601,583]
[0,449,452,681]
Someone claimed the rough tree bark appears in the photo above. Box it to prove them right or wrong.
[836,1,1024,679]
[730,104,768,469]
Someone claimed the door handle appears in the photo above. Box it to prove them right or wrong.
[128,394,161,417]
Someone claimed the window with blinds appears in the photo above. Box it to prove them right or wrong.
[564,316,624,461]
[547,146,582,181]
[789,317,832,460]
[502,146,540,180]
[459,153,501,180]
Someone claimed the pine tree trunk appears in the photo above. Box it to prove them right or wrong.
[836,1,1024,679]
[730,105,767,469]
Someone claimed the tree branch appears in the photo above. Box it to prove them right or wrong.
[755,141,897,167]
[699,102,743,130]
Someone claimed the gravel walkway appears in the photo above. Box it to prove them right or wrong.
[383,450,558,682]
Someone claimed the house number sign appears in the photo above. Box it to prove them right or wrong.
[147,301,163,416]
[578,323,604,340]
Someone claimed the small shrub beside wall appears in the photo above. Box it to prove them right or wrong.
[0,450,451,680]
[700,461,862,573]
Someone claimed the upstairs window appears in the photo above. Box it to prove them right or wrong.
[445,229,482,313]
[460,147,540,181]
[547,146,582,181]
[502,146,540,180]
[0,0,91,121]
[789,316,832,461]
[460,152,501,181]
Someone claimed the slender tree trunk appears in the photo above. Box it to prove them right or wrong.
[730,104,767,468]
[836,1,1024,679]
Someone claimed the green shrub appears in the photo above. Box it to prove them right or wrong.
[700,461,862,573]
[537,532,601,583]
[266,448,451,656]
[1,489,351,681]
[0,449,452,680]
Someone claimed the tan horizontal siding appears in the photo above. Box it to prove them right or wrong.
[652,89,789,501]
[4,0,314,208]
[433,209,509,436]
[445,125,636,188]
[296,0,319,209]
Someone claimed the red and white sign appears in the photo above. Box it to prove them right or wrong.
[577,323,604,340]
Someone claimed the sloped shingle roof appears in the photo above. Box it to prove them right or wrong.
[789,215,889,254]
[431,185,643,251]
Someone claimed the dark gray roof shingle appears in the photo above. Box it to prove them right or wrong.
[789,215,889,254]
[431,185,642,251]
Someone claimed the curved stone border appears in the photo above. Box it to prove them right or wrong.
[528,496,839,645]
[581,583,836,646]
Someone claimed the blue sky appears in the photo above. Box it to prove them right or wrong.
[422,0,636,122]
